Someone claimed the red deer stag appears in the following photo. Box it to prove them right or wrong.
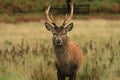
[45,3,83,80]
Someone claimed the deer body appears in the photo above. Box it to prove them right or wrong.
[54,37,82,79]
[45,3,83,80]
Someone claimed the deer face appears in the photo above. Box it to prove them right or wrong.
[45,22,73,46]
[45,3,74,47]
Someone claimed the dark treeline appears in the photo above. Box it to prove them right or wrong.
[0,0,120,14]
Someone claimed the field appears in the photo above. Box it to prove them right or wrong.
[0,19,120,80]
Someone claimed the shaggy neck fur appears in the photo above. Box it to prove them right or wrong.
[53,36,69,62]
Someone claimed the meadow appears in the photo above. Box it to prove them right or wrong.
[0,19,120,80]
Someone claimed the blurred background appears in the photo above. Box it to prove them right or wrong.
[0,0,120,80]
[0,0,120,23]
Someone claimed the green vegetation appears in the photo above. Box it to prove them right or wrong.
[0,0,119,23]
[0,20,120,80]
[0,0,119,14]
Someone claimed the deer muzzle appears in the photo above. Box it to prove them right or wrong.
[55,38,62,46]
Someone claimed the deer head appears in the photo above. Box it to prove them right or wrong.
[45,3,74,47]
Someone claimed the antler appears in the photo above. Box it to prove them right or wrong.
[45,5,56,26]
[63,3,74,26]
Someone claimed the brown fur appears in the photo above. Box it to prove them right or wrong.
[53,37,83,80]
[45,19,82,80]
[45,3,81,79]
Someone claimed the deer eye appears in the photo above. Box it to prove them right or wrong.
[52,31,56,35]
[62,31,66,35]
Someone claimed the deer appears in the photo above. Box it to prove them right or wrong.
[44,3,83,80]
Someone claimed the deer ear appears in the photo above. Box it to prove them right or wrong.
[65,23,73,32]
[45,22,54,31]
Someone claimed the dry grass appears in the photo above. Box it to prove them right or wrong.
[0,19,120,80]
[0,19,120,43]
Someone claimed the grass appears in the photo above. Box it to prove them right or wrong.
[0,19,120,80]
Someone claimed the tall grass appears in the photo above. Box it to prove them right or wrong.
[0,20,120,80]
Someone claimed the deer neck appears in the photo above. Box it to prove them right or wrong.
[53,37,69,60]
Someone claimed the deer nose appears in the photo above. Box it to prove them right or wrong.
[56,39,62,45]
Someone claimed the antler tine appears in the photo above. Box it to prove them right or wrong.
[63,3,74,26]
[65,14,68,19]
[45,5,55,25]
[50,14,55,22]
[62,14,68,26]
